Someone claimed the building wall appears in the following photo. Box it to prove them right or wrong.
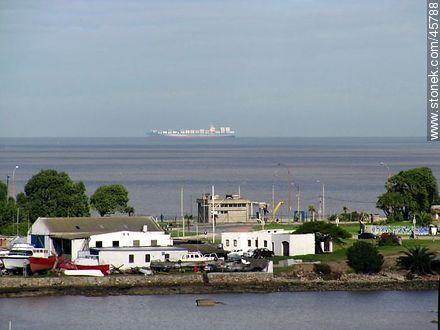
[221,230,291,252]
[272,234,315,256]
[96,249,187,270]
[71,239,88,260]
[197,195,266,224]
[88,231,172,249]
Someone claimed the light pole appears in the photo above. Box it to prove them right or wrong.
[317,180,325,221]
[12,165,19,201]
[212,185,215,243]
[272,170,279,214]
[278,163,293,221]
[379,162,391,179]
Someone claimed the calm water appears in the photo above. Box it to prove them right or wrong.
[0,137,439,217]
[0,291,437,330]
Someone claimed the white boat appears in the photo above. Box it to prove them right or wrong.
[179,251,217,263]
[0,243,51,272]
[63,269,104,277]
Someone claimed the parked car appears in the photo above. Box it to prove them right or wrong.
[252,248,274,259]
[358,233,377,239]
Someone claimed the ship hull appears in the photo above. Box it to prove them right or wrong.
[149,134,235,138]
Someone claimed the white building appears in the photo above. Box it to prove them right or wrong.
[221,230,319,257]
[197,193,268,224]
[28,216,181,266]
[90,246,188,269]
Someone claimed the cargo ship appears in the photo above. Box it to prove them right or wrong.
[148,125,235,138]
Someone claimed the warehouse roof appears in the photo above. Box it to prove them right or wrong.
[33,216,163,239]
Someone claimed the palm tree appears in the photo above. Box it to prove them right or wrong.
[308,205,316,222]
[397,245,436,275]
[342,206,349,221]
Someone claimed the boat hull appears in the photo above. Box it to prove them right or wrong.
[63,269,104,277]
[2,256,29,270]
[29,255,60,273]
[59,262,110,276]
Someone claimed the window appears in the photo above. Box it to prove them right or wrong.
[233,239,237,247]
[145,254,151,262]
[112,241,119,247]
[95,241,102,248]
[133,240,140,247]
[264,240,268,248]
[248,240,251,247]
[165,254,170,260]
[129,254,134,263]
[226,239,230,247]
[151,240,158,247]
[255,240,258,248]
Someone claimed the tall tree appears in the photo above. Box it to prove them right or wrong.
[90,184,132,216]
[24,169,90,222]
[377,167,439,220]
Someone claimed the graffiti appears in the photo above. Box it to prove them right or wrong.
[368,225,433,236]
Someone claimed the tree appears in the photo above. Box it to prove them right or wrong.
[90,184,132,216]
[377,167,439,220]
[346,241,384,273]
[23,169,90,222]
[0,181,22,231]
[397,245,436,275]
[308,205,316,221]
[0,181,7,202]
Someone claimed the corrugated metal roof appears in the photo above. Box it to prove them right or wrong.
[36,216,163,237]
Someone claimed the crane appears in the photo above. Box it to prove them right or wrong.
[272,201,284,221]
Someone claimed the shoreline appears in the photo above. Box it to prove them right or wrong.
[0,273,437,298]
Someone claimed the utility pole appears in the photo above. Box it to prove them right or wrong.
[297,184,301,222]
[322,183,325,221]
[212,185,215,244]
[287,168,292,221]
[181,186,184,237]
[272,184,275,214]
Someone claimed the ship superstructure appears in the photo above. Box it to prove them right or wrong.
[149,125,235,138]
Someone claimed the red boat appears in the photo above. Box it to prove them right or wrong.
[29,255,63,274]
[59,257,110,276]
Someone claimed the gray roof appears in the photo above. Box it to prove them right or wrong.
[35,216,163,239]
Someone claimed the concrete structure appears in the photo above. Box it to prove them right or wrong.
[221,230,318,257]
[197,193,268,224]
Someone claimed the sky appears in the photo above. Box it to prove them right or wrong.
[0,0,426,137]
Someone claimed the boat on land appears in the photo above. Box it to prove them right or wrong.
[63,269,104,277]
[148,125,235,138]
[29,255,64,274]
[0,243,53,272]
[59,255,110,276]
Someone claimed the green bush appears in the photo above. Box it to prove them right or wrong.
[346,241,384,273]
[295,221,351,243]
[378,233,401,246]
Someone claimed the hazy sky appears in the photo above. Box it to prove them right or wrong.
[0,0,425,137]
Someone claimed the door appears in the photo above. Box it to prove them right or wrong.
[282,241,289,257]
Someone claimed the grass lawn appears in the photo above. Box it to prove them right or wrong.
[273,238,440,265]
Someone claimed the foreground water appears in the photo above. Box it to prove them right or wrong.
[1,137,439,217]
[0,291,437,330]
